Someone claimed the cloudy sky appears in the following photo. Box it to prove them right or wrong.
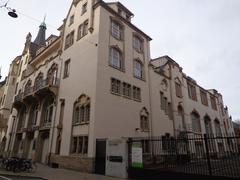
[0,0,239,120]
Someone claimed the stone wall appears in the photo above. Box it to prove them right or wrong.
[50,154,94,173]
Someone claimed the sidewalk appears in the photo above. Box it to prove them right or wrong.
[0,164,125,180]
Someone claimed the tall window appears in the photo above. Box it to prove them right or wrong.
[191,111,201,133]
[200,89,208,106]
[47,63,58,86]
[210,95,217,110]
[122,82,131,98]
[214,119,222,136]
[29,103,39,126]
[63,59,70,78]
[71,136,88,154]
[65,31,74,49]
[178,106,186,131]
[187,82,197,101]
[168,102,173,120]
[34,72,43,91]
[43,97,54,127]
[175,82,182,98]
[77,20,88,40]
[133,60,143,79]
[82,2,87,15]
[109,47,123,70]
[133,35,143,52]
[69,15,74,26]
[111,78,121,94]
[73,94,91,124]
[111,20,123,40]
[204,116,212,135]
[133,86,141,101]
[140,108,149,131]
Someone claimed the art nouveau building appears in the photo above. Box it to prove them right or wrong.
[1,0,234,174]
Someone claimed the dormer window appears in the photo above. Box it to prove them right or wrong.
[111,20,123,40]
[133,35,143,53]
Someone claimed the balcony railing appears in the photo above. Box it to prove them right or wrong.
[14,78,60,102]
[33,78,60,93]
[14,93,23,102]
[23,87,33,97]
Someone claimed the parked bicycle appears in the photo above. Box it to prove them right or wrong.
[1,157,37,173]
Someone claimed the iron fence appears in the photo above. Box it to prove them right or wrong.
[128,133,240,178]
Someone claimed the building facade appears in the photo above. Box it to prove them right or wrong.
[0,0,234,174]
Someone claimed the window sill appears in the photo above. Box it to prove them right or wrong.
[111,91,121,96]
[63,75,69,79]
[111,34,123,41]
[134,75,145,82]
[133,98,141,102]
[123,95,131,100]
[133,49,143,54]
[73,122,89,126]
[141,129,150,132]
[77,34,87,41]
[70,153,88,157]
[109,64,125,72]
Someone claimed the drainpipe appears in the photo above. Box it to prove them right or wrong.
[89,0,95,33]
[168,64,176,137]
[48,52,63,166]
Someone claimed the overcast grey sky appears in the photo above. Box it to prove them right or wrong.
[0,0,239,120]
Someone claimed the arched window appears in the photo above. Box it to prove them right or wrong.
[109,47,123,70]
[34,72,43,91]
[111,20,123,40]
[214,119,222,136]
[133,59,144,79]
[133,35,143,52]
[24,80,32,96]
[178,106,186,131]
[140,108,149,131]
[191,111,201,133]
[204,115,212,135]
[42,96,54,127]
[28,103,39,126]
[73,94,90,124]
[47,63,58,85]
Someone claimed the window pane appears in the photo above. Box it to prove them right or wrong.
[78,137,83,154]
[83,136,88,154]
[110,48,121,68]
[112,21,121,39]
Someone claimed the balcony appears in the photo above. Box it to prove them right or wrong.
[33,78,60,96]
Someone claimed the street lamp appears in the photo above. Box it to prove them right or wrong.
[0,2,18,18]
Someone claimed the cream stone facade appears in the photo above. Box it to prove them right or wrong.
[0,0,234,175]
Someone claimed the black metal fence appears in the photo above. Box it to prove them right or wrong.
[128,133,240,178]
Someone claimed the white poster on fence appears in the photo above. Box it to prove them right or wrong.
[131,143,143,168]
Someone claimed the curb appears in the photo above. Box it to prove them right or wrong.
[0,173,48,180]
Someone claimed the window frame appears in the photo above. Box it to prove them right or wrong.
[133,59,144,80]
[109,47,123,70]
[133,35,143,53]
[111,20,123,40]
[81,2,88,15]
[63,59,70,78]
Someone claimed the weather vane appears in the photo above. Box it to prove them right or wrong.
[0,0,18,18]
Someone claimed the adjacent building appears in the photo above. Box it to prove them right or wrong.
[0,0,235,175]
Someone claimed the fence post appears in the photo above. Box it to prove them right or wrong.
[204,134,212,176]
